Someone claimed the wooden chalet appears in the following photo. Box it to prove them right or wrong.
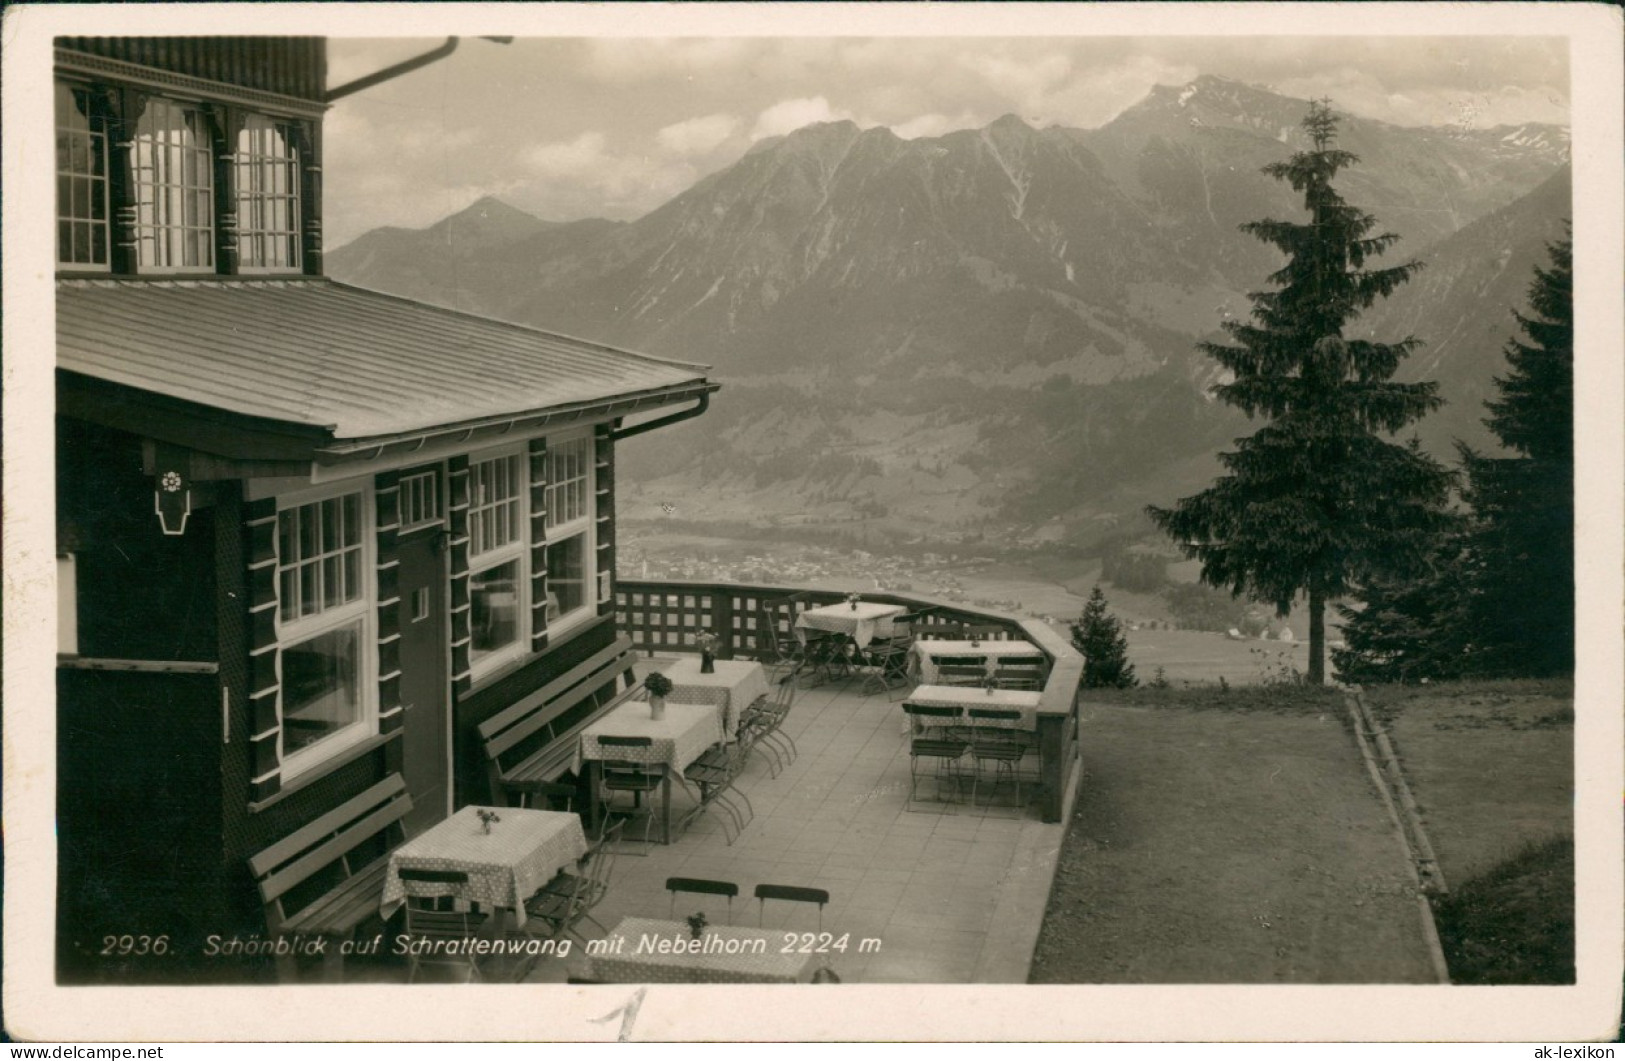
[51,37,717,982]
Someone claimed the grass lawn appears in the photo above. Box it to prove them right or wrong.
[1361,680,1574,983]
[1029,686,1439,983]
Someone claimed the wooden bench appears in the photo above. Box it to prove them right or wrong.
[479,636,640,806]
[248,773,413,982]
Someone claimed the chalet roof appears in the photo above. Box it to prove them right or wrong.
[56,278,713,442]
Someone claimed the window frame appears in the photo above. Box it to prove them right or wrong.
[233,114,303,274]
[274,482,377,781]
[398,467,443,533]
[542,432,598,640]
[466,446,529,679]
[130,95,216,275]
[55,80,111,272]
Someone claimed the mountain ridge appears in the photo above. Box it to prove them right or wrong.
[326,77,1572,544]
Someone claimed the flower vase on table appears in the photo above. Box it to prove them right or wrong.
[846,593,860,611]
[643,672,674,721]
[686,911,709,940]
[696,631,720,673]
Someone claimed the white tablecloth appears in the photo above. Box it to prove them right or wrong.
[904,684,1043,730]
[586,917,813,984]
[911,639,1046,683]
[794,601,906,649]
[660,657,772,737]
[380,807,587,927]
[578,698,723,774]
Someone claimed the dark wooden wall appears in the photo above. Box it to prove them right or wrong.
[57,37,326,101]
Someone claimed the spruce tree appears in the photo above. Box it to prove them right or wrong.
[1071,585,1137,689]
[1148,101,1454,684]
[1457,233,1574,676]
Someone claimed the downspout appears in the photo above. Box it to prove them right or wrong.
[612,392,713,441]
[325,37,514,102]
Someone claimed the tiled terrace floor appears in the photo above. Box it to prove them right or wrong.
[514,657,1069,984]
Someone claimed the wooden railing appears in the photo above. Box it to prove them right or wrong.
[613,579,1082,823]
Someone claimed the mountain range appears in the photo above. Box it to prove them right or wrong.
[328,74,1572,547]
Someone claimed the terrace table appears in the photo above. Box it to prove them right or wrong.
[794,600,905,649]
[903,684,1044,732]
[911,639,1047,684]
[379,806,588,928]
[584,916,814,984]
[660,656,771,739]
[578,699,725,844]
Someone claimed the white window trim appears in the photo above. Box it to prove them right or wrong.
[55,80,111,273]
[131,95,216,276]
[542,432,597,641]
[58,553,79,656]
[234,114,303,275]
[398,467,444,533]
[467,445,529,680]
[275,482,378,781]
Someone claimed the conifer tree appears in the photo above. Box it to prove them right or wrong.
[1457,232,1574,676]
[1148,101,1454,684]
[1071,585,1137,688]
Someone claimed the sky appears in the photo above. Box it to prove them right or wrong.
[324,34,1570,248]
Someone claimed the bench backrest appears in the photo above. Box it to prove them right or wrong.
[478,636,637,772]
[249,773,413,922]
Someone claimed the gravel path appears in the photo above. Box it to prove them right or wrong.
[1030,696,1439,983]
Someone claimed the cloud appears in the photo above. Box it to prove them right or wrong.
[750,96,852,140]
[657,113,740,156]
[891,113,968,140]
[523,131,612,179]
[582,38,760,82]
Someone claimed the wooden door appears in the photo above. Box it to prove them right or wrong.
[397,529,450,836]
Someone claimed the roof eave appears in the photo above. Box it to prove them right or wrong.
[312,379,721,466]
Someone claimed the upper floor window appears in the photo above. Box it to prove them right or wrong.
[235,116,301,271]
[133,97,214,271]
[55,82,109,270]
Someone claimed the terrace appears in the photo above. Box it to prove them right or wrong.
[505,580,1085,984]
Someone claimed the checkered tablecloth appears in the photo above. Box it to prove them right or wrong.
[585,917,813,984]
[660,657,771,737]
[380,807,587,927]
[903,684,1043,730]
[578,699,723,773]
[911,639,1047,683]
[794,601,905,648]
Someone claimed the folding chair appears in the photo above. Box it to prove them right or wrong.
[596,736,668,850]
[805,632,852,686]
[397,869,489,983]
[666,877,739,925]
[503,778,581,812]
[902,703,969,804]
[992,658,1046,690]
[524,820,623,945]
[936,663,990,687]
[754,603,808,685]
[967,708,1030,809]
[755,884,830,931]
[681,740,754,843]
[861,613,919,698]
[740,679,797,777]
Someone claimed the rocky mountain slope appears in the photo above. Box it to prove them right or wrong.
[327,75,1570,544]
